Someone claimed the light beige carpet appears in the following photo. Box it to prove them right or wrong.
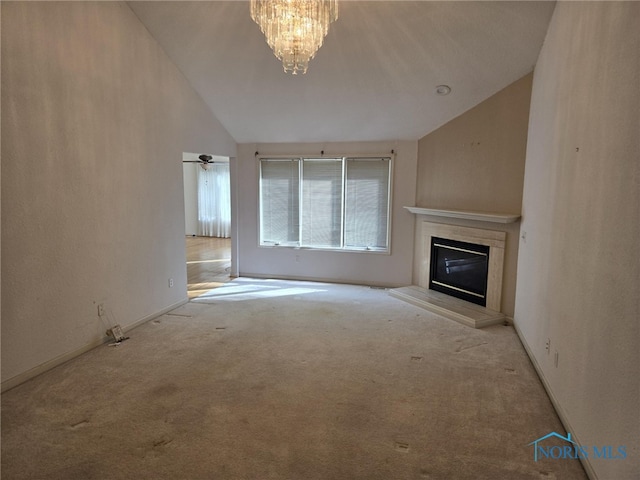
[1,278,587,479]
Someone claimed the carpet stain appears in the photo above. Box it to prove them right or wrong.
[149,383,180,396]
[454,342,489,353]
[394,441,410,453]
[410,356,424,362]
[153,438,173,448]
[69,419,90,429]
[505,368,517,374]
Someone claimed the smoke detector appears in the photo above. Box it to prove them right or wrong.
[436,85,451,96]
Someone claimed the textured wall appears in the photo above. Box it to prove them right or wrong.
[235,141,417,287]
[414,74,532,317]
[515,3,639,478]
[1,2,236,387]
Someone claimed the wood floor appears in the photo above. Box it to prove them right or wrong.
[186,236,232,299]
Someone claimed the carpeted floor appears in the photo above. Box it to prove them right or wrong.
[1,278,587,479]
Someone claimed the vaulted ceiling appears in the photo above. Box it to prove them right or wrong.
[129,1,555,144]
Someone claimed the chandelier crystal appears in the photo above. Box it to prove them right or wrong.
[251,0,339,75]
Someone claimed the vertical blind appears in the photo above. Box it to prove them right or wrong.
[260,156,391,251]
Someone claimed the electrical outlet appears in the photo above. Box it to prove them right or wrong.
[168,278,174,288]
[97,303,105,317]
[545,338,551,354]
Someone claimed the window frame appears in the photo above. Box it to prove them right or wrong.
[258,154,394,254]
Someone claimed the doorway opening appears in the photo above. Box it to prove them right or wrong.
[186,236,231,299]
[183,152,233,298]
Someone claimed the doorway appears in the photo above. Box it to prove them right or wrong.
[183,152,233,298]
[185,236,231,299]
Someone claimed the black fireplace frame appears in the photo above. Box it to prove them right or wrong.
[429,236,490,306]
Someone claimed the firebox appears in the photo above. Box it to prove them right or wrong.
[429,236,490,306]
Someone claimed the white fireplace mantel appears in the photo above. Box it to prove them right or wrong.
[404,206,520,224]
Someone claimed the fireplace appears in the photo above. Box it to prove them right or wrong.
[418,222,506,313]
[429,237,489,306]
[392,208,518,328]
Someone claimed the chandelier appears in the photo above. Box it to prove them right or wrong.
[250,0,339,75]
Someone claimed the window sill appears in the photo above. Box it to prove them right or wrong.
[259,244,390,255]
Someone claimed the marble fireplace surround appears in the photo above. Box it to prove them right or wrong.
[391,207,519,328]
[418,221,506,312]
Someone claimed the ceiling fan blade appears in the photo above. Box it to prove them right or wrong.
[183,154,214,164]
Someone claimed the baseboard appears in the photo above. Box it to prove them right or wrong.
[120,298,189,335]
[512,321,597,480]
[1,298,188,393]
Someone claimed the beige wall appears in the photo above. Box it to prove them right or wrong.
[416,73,531,212]
[414,74,532,317]
[234,141,417,287]
[1,2,236,389]
[515,3,639,478]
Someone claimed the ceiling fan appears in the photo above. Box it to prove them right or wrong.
[183,154,216,170]
[183,154,214,164]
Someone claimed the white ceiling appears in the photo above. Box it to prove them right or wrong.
[129,1,555,144]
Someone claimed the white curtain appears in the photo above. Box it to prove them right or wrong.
[197,163,231,237]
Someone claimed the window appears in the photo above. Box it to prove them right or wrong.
[259,159,300,246]
[259,156,392,252]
